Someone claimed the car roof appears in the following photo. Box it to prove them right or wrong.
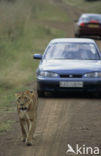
[50,38,95,44]
[81,13,101,17]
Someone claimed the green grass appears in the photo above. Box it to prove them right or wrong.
[0,120,14,133]
[31,0,68,22]
[63,0,101,13]
[0,23,65,107]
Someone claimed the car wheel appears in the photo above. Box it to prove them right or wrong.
[93,92,100,98]
[37,91,45,97]
[98,92,101,98]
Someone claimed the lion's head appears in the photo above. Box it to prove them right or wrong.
[16,90,34,111]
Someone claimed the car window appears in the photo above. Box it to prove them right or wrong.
[79,15,101,23]
[87,15,101,22]
[45,43,100,60]
[79,16,88,22]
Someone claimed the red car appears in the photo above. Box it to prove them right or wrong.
[74,13,101,38]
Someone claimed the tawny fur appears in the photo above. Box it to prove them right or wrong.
[16,90,38,146]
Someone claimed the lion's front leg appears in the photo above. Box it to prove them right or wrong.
[26,119,36,146]
[19,119,27,142]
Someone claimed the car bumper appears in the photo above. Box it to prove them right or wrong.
[78,27,101,36]
[37,77,101,93]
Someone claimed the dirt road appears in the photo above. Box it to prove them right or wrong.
[1,94,101,156]
[0,1,101,156]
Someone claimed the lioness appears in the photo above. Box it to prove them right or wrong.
[16,90,38,146]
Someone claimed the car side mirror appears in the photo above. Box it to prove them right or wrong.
[33,54,42,60]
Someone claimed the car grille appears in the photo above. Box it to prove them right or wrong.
[59,74,82,78]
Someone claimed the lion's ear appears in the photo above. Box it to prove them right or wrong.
[24,90,34,95]
[15,92,22,98]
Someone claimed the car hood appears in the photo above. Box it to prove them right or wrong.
[39,59,101,74]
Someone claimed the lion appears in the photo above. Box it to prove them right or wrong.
[15,90,38,146]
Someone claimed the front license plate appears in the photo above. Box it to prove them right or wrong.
[59,81,83,88]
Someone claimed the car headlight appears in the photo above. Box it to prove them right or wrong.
[39,71,59,77]
[84,72,101,78]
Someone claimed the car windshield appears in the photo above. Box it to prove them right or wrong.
[45,43,100,60]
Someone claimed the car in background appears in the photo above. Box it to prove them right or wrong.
[33,38,101,97]
[74,13,101,38]
[85,0,100,1]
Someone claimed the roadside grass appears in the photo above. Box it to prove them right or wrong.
[0,120,14,133]
[0,0,66,132]
[0,23,65,109]
[63,0,101,13]
[31,0,68,22]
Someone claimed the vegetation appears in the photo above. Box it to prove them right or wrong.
[63,0,101,13]
[0,0,67,132]
[0,120,14,133]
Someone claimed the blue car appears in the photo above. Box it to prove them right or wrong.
[33,38,101,97]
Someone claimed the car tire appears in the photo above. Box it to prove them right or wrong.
[93,92,100,98]
[98,92,101,98]
[37,91,45,97]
